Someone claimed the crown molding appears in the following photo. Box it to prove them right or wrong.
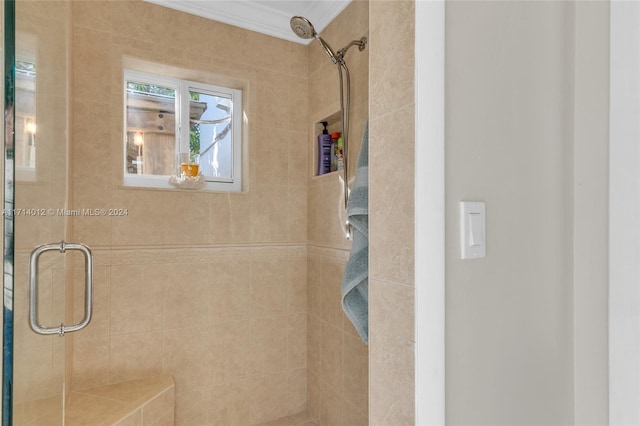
[144,0,351,45]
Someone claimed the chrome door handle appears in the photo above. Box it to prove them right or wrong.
[29,240,93,336]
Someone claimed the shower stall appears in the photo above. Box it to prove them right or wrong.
[1,0,371,425]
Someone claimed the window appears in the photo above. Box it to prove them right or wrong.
[123,70,242,191]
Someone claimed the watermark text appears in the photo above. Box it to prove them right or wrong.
[2,208,129,217]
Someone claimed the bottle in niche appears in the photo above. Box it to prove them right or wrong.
[336,134,344,170]
[317,121,332,175]
[331,132,340,171]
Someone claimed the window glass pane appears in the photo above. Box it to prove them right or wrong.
[125,81,176,175]
[123,70,241,191]
[15,60,36,178]
[189,90,233,181]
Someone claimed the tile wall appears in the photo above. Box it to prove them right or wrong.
[13,2,72,422]
[69,1,309,424]
[369,0,416,424]
[72,247,307,425]
[306,1,369,425]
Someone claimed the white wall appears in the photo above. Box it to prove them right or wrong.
[414,0,445,424]
[445,2,576,423]
[610,2,640,424]
[573,2,609,424]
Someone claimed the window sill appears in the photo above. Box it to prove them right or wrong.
[123,174,241,193]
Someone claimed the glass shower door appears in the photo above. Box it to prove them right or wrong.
[3,1,73,424]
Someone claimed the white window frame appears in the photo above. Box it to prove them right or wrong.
[123,69,242,192]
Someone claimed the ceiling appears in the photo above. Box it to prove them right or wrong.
[143,0,351,45]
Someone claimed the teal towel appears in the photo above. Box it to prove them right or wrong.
[342,121,369,344]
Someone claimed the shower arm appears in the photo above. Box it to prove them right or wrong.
[335,37,368,64]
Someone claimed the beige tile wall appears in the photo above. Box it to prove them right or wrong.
[13,252,67,405]
[69,1,309,424]
[307,248,368,426]
[307,0,369,251]
[369,0,416,424]
[306,1,370,425]
[13,2,72,420]
[70,0,309,248]
[72,247,307,425]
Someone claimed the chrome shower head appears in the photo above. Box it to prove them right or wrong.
[290,16,316,39]
[290,16,339,64]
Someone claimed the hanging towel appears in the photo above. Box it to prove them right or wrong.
[342,121,369,344]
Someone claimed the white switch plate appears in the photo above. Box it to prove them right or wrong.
[460,201,486,259]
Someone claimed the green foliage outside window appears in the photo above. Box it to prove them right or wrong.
[126,82,174,97]
[189,91,200,156]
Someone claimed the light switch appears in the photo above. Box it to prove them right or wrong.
[469,213,483,246]
[460,201,486,259]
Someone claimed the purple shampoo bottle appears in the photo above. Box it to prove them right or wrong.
[317,121,332,175]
